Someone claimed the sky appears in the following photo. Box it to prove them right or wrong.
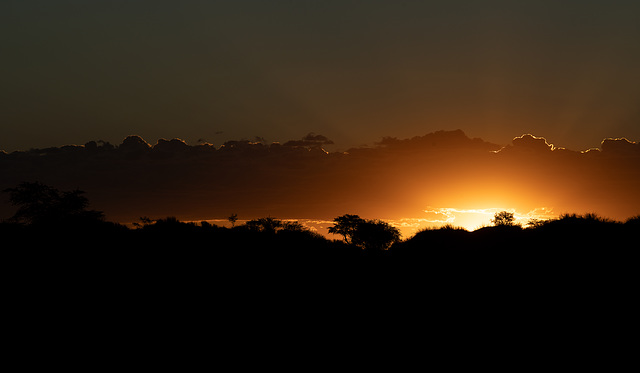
[1,1,639,236]
[1,0,639,153]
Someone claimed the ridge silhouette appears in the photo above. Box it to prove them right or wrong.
[2,183,637,276]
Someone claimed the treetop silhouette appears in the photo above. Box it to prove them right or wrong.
[492,211,516,227]
[329,214,400,251]
[3,181,104,226]
[328,214,365,244]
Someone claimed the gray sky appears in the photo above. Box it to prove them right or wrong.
[2,0,639,152]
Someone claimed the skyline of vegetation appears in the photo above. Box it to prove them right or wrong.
[2,182,638,252]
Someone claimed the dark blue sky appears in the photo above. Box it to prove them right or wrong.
[2,0,639,152]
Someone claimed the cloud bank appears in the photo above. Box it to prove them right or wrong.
[1,130,638,225]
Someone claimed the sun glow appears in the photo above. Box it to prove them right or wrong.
[423,207,498,231]
[422,206,557,231]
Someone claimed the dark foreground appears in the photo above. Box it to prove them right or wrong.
[3,214,638,277]
[2,215,638,362]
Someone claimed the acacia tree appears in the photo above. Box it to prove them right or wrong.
[329,214,400,250]
[492,211,516,226]
[3,182,104,225]
[352,219,401,251]
[328,214,365,244]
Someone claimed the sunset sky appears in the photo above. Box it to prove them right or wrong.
[1,1,639,235]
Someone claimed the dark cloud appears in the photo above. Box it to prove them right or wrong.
[301,133,334,145]
[494,134,558,155]
[120,135,152,153]
[512,134,553,152]
[601,138,640,156]
[283,133,334,149]
[373,129,501,153]
[1,131,638,225]
[153,138,190,153]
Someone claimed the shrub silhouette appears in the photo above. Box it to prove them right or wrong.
[244,217,285,234]
[626,215,640,228]
[391,225,471,262]
[3,181,104,226]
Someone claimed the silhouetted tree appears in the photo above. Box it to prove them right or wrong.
[328,214,365,244]
[228,213,238,227]
[329,214,400,251]
[492,211,516,226]
[351,219,401,251]
[3,182,104,225]
[526,218,547,228]
[133,216,155,228]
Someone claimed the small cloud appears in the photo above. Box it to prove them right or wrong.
[512,134,553,152]
[302,133,334,145]
[220,140,266,151]
[153,138,190,152]
[600,137,639,155]
[422,207,459,224]
[581,147,601,155]
[119,135,152,152]
[283,133,334,148]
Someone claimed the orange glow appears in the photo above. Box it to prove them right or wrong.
[420,207,557,231]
